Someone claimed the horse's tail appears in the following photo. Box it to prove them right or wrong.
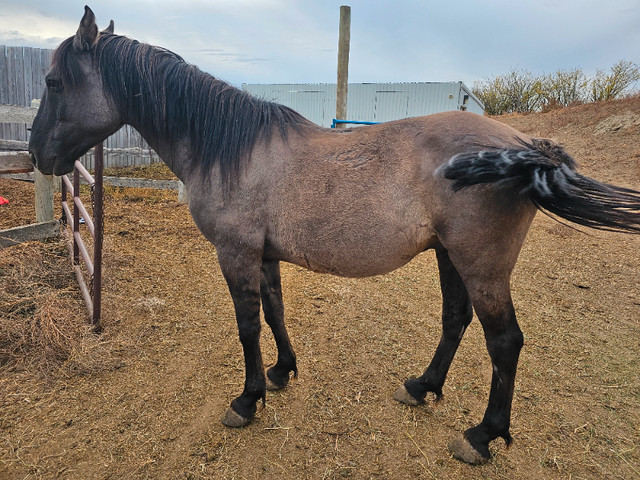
[438,138,640,233]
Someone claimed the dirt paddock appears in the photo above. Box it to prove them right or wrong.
[1,98,639,479]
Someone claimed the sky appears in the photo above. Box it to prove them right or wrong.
[0,0,638,89]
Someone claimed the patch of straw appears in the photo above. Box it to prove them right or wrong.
[0,241,112,377]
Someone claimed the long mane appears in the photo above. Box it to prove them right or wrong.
[52,33,312,184]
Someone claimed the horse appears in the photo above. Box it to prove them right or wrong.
[28,7,640,464]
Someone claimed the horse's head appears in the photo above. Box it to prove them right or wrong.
[29,6,120,175]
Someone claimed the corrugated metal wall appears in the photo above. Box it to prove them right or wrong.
[243,82,485,127]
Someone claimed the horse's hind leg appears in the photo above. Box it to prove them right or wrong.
[260,260,297,390]
[448,276,524,464]
[394,248,473,405]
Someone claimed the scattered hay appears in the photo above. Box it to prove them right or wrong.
[103,161,176,180]
[0,241,110,376]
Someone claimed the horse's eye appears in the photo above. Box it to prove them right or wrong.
[46,76,63,93]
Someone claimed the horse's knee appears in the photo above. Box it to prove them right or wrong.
[237,319,261,344]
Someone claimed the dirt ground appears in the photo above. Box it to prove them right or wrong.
[1,97,638,479]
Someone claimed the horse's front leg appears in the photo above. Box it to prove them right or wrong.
[394,247,473,405]
[218,248,265,428]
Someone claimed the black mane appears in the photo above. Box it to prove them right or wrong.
[52,33,311,184]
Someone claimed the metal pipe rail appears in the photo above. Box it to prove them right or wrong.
[60,143,104,331]
[331,119,378,128]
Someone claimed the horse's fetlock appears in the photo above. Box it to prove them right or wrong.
[478,413,512,444]
[266,366,290,389]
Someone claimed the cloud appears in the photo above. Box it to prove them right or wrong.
[0,5,76,48]
[191,49,271,64]
[0,0,638,88]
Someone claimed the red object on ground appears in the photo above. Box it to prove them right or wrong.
[0,196,9,205]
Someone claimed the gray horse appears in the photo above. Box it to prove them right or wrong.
[28,7,640,464]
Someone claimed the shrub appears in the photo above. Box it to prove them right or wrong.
[473,69,543,115]
[541,68,587,107]
[473,61,639,115]
[589,60,640,102]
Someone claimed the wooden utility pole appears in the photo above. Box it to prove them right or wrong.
[336,5,351,128]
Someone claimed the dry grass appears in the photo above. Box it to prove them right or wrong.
[0,242,113,377]
[103,161,176,180]
[1,243,81,368]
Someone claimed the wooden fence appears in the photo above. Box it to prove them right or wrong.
[0,44,158,168]
[0,104,186,239]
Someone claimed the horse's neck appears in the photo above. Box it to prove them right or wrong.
[126,116,192,183]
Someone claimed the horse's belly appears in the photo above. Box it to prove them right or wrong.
[289,251,412,277]
[268,222,436,277]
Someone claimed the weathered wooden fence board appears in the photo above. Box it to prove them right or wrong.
[0,45,49,107]
[0,105,38,124]
[0,151,32,173]
[0,221,59,249]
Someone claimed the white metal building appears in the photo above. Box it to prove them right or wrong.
[242,82,484,128]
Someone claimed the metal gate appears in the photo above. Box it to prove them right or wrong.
[60,143,104,331]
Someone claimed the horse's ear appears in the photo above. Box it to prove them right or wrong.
[102,20,114,35]
[74,6,99,51]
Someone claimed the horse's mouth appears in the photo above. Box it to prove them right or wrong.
[27,151,52,175]
[28,150,61,176]
[53,158,76,176]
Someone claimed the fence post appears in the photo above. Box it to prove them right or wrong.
[335,5,351,129]
[92,142,104,331]
[177,181,188,204]
[34,168,54,223]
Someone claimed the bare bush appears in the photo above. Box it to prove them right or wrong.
[541,68,587,108]
[474,61,639,115]
[589,60,640,102]
[473,69,544,115]
[472,77,510,116]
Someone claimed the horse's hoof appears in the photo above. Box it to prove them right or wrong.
[221,407,252,428]
[265,376,285,391]
[393,385,422,406]
[448,436,488,465]
[266,367,293,391]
